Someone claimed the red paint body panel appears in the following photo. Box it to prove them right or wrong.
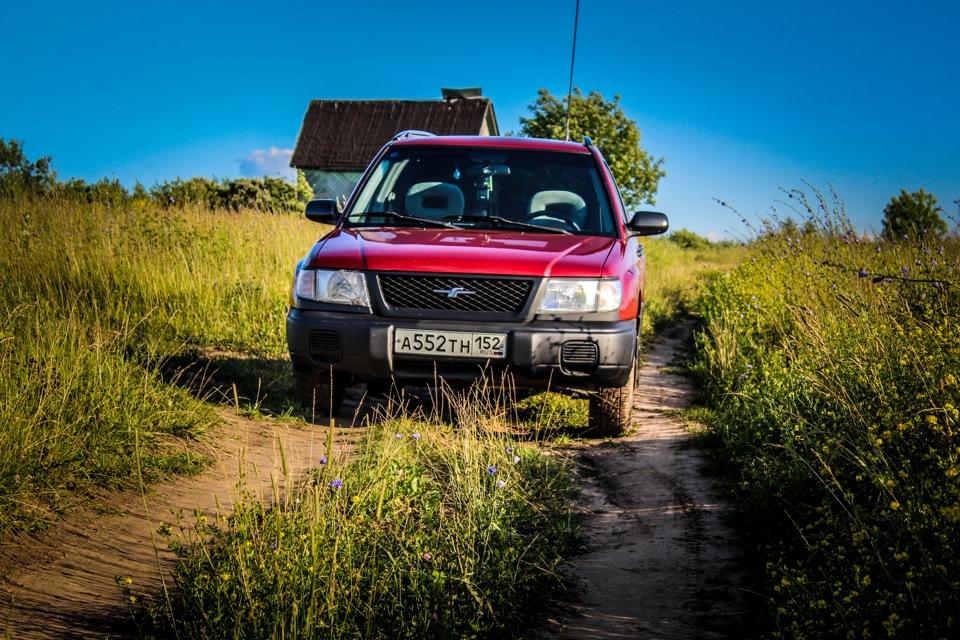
[390,135,592,154]
[306,228,618,278]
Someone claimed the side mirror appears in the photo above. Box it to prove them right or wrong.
[304,199,339,224]
[627,211,669,236]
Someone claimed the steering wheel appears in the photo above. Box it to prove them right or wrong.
[525,213,581,232]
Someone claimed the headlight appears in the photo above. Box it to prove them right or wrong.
[295,269,370,306]
[539,278,622,313]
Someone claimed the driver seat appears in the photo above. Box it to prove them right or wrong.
[405,182,464,219]
[528,190,587,229]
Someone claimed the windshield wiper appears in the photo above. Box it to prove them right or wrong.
[348,210,456,229]
[442,214,571,235]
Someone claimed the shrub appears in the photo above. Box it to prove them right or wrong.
[667,228,711,250]
[693,187,960,638]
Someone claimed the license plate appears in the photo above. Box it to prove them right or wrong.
[394,329,507,359]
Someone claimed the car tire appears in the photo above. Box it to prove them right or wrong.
[587,365,635,437]
[366,378,395,398]
[587,320,640,437]
[293,367,346,416]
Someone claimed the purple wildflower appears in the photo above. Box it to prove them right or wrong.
[487,466,497,475]
[330,479,343,489]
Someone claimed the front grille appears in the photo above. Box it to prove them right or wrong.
[378,275,533,313]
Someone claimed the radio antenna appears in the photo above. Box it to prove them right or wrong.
[564,0,580,141]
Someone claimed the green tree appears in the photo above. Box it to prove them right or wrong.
[668,228,710,250]
[0,138,55,197]
[296,169,314,205]
[881,188,947,240]
[518,88,665,208]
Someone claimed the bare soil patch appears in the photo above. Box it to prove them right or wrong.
[0,321,761,638]
[534,321,762,639]
[0,412,363,639]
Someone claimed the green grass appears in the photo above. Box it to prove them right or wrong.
[692,187,960,638]
[642,235,744,331]
[0,193,320,532]
[1,184,738,635]
[128,397,580,639]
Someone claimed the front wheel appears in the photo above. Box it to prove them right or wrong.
[587,363,635,438]
[293,367,346,416]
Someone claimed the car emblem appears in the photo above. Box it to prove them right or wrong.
[433,286,476,299]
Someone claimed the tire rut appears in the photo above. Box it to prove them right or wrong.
[534,320,761,639]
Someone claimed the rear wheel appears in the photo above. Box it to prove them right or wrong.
[293,367,346,416]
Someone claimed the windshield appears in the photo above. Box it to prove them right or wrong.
[345,147,617,236]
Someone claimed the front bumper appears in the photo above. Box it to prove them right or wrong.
[286,308,636,391]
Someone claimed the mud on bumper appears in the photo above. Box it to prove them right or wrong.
[286,308,636,391]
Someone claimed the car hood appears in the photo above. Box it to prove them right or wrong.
[304,228,619,278]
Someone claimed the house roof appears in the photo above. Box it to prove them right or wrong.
[290,98,499,170]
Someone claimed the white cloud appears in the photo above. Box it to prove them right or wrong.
[706,231,726,243]
[239,147,295,179]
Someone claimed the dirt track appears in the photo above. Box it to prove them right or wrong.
[534,321,760,638]
[0,321,759,638]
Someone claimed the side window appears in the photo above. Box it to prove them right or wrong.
[352,158,407,213]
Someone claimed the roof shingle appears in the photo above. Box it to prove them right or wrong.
[291,99,497,170]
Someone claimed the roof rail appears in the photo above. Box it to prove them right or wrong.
[392,130,436,141]
[583,136,594,148]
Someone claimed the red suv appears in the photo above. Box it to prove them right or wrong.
[287,131,668,435]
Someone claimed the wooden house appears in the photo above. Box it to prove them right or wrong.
[290,88,499,201]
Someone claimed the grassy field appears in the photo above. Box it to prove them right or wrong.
[1,193,319,532]
[128,405,579,639]
[693,189,960,638]
[0,193,736,533]
[2,189,742,636]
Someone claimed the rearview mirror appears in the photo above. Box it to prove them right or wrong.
[467,163,511,177]
[304,199,339,224]
[627,211,669,236]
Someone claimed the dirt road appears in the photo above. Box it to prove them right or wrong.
[534,321,761,639]
[0,321,759,638]
[0,414,360,639]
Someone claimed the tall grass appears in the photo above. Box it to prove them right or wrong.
[1,193,319,532]
[642,235,744,332]
[131,390,579,639]
[693,188,960,638]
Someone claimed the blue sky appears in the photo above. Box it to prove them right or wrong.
[4,0,958,240]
